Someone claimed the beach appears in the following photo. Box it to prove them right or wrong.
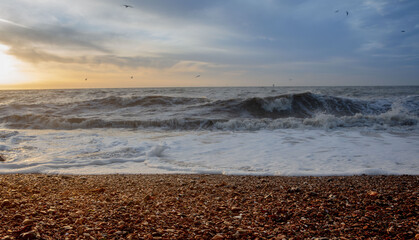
[1,174,417,239]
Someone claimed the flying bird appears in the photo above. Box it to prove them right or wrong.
[130,76,134,79]
[123,4,133,8]
[401,30,405,33]
[346,11,349,16]
[195,74,200,78]
[85,78,87,81]
[335,9,339,13]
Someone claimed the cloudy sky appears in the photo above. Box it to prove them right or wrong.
[0,0,418,89]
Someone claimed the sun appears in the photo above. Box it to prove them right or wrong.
[0,44,29,85]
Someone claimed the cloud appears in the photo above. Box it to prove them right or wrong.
[0,0,418,86]
[359,41,385,51]
[169,61,219,73]
[0,18,29,29]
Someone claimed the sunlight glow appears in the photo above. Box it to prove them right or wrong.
[0,44,29,85]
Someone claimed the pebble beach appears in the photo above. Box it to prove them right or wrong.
[0,174,417,239]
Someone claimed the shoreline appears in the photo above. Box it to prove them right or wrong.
[1,174,417,239]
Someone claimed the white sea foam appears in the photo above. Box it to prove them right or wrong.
[0,128,417,175]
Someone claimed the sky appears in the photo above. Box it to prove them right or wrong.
[0,0,418,89]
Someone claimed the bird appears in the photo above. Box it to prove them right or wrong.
[401,30,405,33]
[130,76,133,79]
[85,78,87,81]
[346,11,349,16]
[195,74,200,78]
[122,4,133,8]
[335,9,339,13]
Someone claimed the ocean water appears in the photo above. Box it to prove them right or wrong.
[0,86,418,175]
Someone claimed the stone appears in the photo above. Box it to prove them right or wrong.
[288,187,301,193]
[231,207,241,212]
[63,225,73,230]
[1,200,11,207]
[75,218,85,224]
[20,231,39,240]
[22,219,34,226]
[62,217,71,224]
[212,234,224,240]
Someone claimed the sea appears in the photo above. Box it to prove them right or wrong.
[0,86,418,176]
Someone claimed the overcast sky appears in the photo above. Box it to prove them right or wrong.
[0,0,418,88]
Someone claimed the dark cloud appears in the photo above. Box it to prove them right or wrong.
[0,24,110,54]
[0,23,178,69]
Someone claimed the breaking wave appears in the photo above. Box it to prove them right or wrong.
[209,92,393,118]
[1,91,417,131]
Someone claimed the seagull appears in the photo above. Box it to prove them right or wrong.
[346,11,349,16]
[401,30,405,33]
[195,74,200,78]
[123,4,133,8]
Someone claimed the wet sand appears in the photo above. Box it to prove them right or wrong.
[0,174,417,239]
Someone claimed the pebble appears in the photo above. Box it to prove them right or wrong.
[231,206,241,212]
[1,200,11,207]
[63,226,73,230]
[288,187,301,193]
[20,230,39,239]
[212,234,224,240]
[62,217,71,224]
[75,218,85,224]
[22,219,34,226]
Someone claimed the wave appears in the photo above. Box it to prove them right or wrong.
[6,95,210,111]
[79,95,210,108]
[1,111,417,131]
[1,92,417,131]
[209,92,394,118]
